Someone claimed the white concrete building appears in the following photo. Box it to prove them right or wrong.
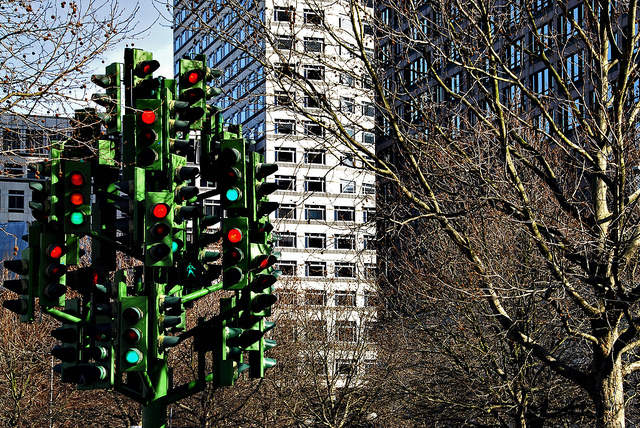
[174,0,377,378]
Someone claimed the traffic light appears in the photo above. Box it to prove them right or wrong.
[248,318,277,378]
[218,136,247,214]
[2,228,37,322]
[118,296,148,372]
[210,297,250,386]
[83,297,116,389]
[51,299,83,383]
[151,292,183,359]
[111,167,145,251]
[63,161,92,234]
[222,217,250,290]
[135,99,164,170]
[145,191,174,267]
[38,233,68,307]
[91,62,122,135]
[28,178,51,223]
[178,55,221,130]
[125,48,161,104]
[250,152,280,221]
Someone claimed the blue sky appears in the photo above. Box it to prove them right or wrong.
[89,1,174,79]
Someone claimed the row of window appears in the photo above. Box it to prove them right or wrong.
[276,204,375,223]
[275,176,375,195]
[273,6,324,25]
[277,259,376,278]
[276,204,375,222]
[274,62,373,90]
[278,289,376,307]
[280,320,374,346]
[275,147,375,167]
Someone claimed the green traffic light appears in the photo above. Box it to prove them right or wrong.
[226,188,240,202]
[124,349,143,365]
[69,211,85,225]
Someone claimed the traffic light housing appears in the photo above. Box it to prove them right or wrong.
[2,227,38,323]
[51,299,84,383]
[91,62,122,135]
[125,48,161,103]
[222,217,249,290]
[63,161,92,234]
[38,233,68,307]
[178,55,221,130]
[135,99,164,170]
[118,296,148,372]
[145,191,174,267]
[218,137,247,214]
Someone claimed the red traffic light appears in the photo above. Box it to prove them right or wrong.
[44,263,67,279]
[140,109,156,125]
[138,128,157,146]
[151,203,169,219]
[46,244,66,260]
[123,307,143,324]
[134,59,160,78]
[69,191,85,206]
[122,327,142,344]
[227,228,243,243]
[151,222,171,239]
[69,171,85,186]
[186,69,203,85]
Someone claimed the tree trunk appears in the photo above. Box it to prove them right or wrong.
[593,356,625,428]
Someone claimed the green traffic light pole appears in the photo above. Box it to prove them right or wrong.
[142,359,169,428]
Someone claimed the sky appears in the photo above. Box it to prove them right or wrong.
[88,0,174,79]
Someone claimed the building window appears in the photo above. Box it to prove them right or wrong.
[364,264,377,279]
[305,149,325,164]
[306,290,327,305]
[340,180,356,193]
[307,319,327,341]
[335,359,354,375]
[335,289,356,305]
[305,95,321,108]
[334,206,355,221]
[304,37,324,53]
[507,38,522,69]
[304,8,323,25]
[305,205,326,220]
[275,119,296,135]
[305,176,325,192]
[362,102,375,117]
[304,121,324,136]
[276,175,296,191]
[275,62,296,78]
[531,68,552,96]
[8,190,25,213]
[341,154,355,167]
[363,207,375,222]
[274,6,294,22]
[335,264,356,279]
[566,53,583,83]
[341,97,355,113]
[362,183,375,194]
[305,233,326,248]
[306,262,326,277]
[276,203,296,219]
[3,129,21,150]
[363,132,375,145]
[275,91,294,106]
[276,35,294,50]
[364,290,377,306]
[335,321,357,342]
[276,232,297,248]
[335,234,355,250]
[275,147,296,163]
[363,234,375,249]
[304,65,324,81]
[278,260,297,276]
[340,73,355,86]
